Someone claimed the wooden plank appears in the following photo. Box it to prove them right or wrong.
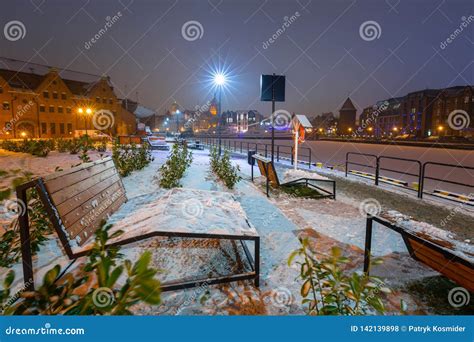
[43,157,112,183]
[407,238,474,279]
[71,194,127,245]
[51,167,118,206]
[257,160,267,177]
[407,239,474,291]
[45,159,115,194]
[61,181,124,228]
[66,185,126,240]
[267,164,280,187]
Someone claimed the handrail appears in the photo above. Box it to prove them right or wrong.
[420,162,474,199]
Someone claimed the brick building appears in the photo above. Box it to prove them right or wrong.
[358,85,473,138]
[0,67,136,139]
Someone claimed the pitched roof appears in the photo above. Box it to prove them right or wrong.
[340,97,356,111]
[0,69,44,90]
[0,68,99,96]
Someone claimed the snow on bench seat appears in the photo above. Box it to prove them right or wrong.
[282,169,329,184]
[75,188,258,252]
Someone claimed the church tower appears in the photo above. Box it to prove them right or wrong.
[338,97,357,134]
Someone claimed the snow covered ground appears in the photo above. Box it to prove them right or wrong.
[0,146,472,315]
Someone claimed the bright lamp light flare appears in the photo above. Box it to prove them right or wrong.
[214,73,226,86]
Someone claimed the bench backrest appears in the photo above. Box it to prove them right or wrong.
[253,154,280,187]
[41,157,127,247]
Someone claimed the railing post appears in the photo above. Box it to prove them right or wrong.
[345,153,349,177]
[291,147,294,165]
[308,148,311,169]
[363,215,373,274]
[265,145,268,158]
[277,145,280,162]
[240,141,243,153]
[375,157,380,186]
[420,163,426,199]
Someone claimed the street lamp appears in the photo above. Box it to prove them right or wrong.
[77,107,92,136]
[213,72,227,155]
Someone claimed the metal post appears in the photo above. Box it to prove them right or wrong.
[218,87,222,155]
[240,141,242,153]
[17,186,34,291]
[271,73,275,164]
[254,237,260,287]
[277,145,280,162]
[308,149,311,169]
[375,157,380,186]
[291,147,294,165]
[265,144,268,158]
[363,216,373,274]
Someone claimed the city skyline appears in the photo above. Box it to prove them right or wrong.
[0,0,472,118]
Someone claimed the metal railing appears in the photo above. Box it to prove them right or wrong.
[203,137,312,169]
[420,162,474,199]
[346,153,473,200]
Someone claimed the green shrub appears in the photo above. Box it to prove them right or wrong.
[0,174,54,268]
[112,142,154,177]
[209,147,241,189]
[159,143,193,188]
[2,222,161,315]
[288,239,390,315]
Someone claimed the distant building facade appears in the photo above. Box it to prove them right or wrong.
[358,85,473,138]
[0,67,136,139]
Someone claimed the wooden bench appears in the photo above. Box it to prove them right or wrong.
[364,214,474,292]
[251,154,336,199]
[17,157,260,292]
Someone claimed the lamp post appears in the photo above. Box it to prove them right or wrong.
[77,107,92,136]
[214,73,226,155]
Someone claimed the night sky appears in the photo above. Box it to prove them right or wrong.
[1,0,472,118]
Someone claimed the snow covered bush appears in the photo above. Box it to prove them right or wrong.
[2,222,162,315]
[159,143,193,188]
[112,141,154,177]
[0,139,51,157]
[289,238,390,315]
[209,147,241,189]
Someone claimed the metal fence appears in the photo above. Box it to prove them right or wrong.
[345,152,473,200]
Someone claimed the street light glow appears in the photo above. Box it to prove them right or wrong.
[213,73,226,86]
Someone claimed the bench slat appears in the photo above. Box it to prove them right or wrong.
[61,180,124,229]
[72,194,127,245]
[50,167,118,206]
[45,159,115,194]
[407,239,474,291]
